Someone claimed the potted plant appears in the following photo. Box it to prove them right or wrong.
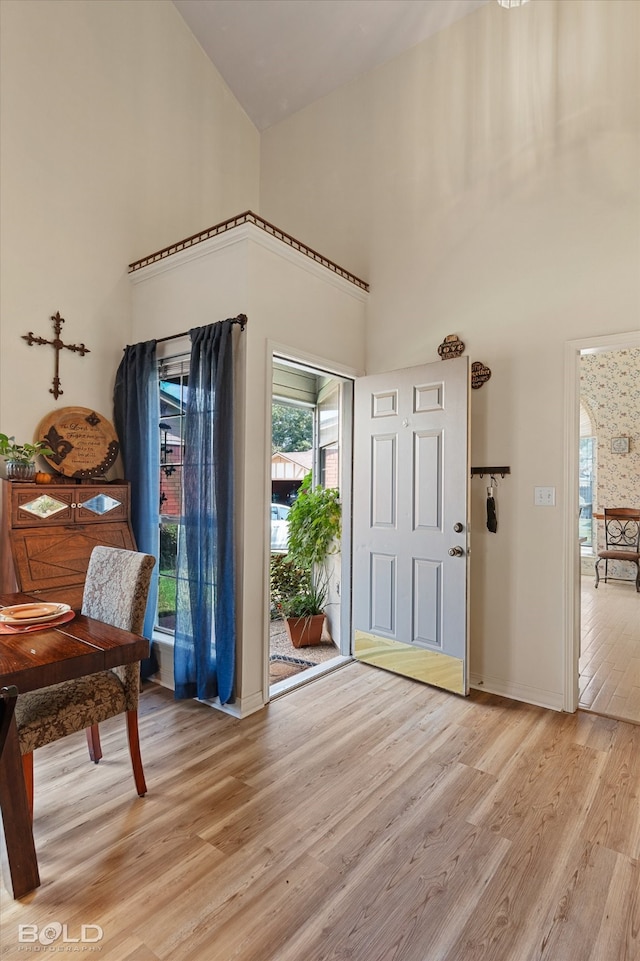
[279,473,341,647]
[0,433,54,481]
[279,581,327,648]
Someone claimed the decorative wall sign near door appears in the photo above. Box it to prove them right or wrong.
[437,333,465,360]
[35,407,119,478]
[471,361,492,389]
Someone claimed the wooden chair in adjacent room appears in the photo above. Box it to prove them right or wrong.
[15,546,156,817]
[595,508,640,592]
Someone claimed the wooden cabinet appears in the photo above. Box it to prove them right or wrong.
[0,480,136,610]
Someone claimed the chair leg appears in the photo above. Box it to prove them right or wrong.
[86,724,102,763]
[125,709,147,797]
[594,558,600,588]
[21,752,34,821]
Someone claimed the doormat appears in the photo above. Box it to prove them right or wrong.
[269,654,315,684]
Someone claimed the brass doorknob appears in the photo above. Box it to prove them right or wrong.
[448,546,464,557]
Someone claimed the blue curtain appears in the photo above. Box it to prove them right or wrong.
[113,340,160,680]
[174,320,236,703]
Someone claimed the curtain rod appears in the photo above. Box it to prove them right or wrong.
[155,313,247,345]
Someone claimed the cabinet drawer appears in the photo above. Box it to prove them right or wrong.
[9,522,136,593]
[11,486,75,527]
[75,486,130,523]
[10,484,130,527]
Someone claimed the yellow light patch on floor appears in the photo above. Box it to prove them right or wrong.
[355,630,465,694]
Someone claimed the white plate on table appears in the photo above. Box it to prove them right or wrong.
[0,602,71,626]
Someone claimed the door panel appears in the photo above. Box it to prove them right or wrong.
[370,553,396,633]
[413,557,441,647]
[353,357,469,695]
[371,434,396,527]
[414,431,442,529]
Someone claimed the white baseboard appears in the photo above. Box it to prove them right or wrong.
[469,673,565,712]
[148,674,266,718]
[198,690,266,718]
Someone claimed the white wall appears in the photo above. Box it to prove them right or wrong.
[0,0,259,449]
[260,0,640,708]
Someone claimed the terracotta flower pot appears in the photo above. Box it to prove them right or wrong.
[284,613,325,648]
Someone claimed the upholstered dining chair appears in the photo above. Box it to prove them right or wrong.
[15,546,156,816]
[595,508,640,592]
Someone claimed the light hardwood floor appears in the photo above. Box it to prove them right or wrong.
[2,664,639,960]
[579,574,640,724]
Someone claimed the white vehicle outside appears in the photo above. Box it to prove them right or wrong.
[271,503,290,552]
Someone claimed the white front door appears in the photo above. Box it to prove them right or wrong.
[353,357,469,694]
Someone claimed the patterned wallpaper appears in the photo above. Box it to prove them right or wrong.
[580,348,640,579]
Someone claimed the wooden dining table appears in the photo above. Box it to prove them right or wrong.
[0,590,149,899]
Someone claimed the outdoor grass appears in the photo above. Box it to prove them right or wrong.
[158,574,176,618]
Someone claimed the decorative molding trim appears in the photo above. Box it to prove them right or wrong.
[129,221,368,303]
[469,673,564,712]
[128,223,248,282]
[129,210,369,292]
[247,225,369,302]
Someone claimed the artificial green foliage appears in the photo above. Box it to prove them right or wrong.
[286,473,341,572]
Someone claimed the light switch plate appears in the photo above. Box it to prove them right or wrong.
[534,486,556,506]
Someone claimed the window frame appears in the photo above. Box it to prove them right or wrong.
[156,350,190,636]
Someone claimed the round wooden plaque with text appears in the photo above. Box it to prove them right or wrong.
[35,407,119,478]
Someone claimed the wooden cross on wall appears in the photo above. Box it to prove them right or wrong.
[22,311,90,399]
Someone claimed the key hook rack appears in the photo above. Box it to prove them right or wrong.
[470,466,511,479]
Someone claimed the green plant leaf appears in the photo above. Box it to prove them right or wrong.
[286,473,341,571]
[0,433,54,463]
[270,473,341,618]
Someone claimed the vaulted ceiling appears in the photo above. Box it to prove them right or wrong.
[172,0,490,131]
